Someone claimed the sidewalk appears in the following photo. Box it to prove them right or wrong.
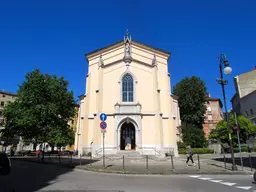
[12,154,253,175]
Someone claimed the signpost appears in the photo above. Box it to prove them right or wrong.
[234,112,243,169]
[100,113,107,168]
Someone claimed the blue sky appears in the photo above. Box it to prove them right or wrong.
[1,0,256,109]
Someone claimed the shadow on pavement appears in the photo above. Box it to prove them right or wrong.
[0,157,98,192]
[214,155,256,169]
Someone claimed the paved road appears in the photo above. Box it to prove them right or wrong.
[1,160,256,192]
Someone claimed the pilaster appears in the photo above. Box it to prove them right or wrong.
[152,55,163,149]
[93,56,104,150]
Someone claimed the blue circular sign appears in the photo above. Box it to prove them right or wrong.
[100,113,107,121]
[100,121,107,130]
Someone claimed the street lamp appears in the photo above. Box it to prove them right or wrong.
[216,53,237,171]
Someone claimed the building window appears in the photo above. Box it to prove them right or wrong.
[0,101,4,107]
[251,109,254,115]
[208,115,212,120]
[207,106,211,112]
[0,110,2,117]
[122,74,134,102]
[209,123,214,129]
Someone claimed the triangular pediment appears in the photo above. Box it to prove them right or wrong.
[85,40,171,61]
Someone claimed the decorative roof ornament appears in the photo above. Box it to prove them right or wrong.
[98,55,104,68]
[152,54,157,67]
[123,29,132,66]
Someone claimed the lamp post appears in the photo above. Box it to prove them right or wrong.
[216,53,237,171]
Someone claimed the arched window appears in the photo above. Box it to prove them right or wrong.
[122,74,134,102]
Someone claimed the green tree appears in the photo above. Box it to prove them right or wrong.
[173,76,207,128]
[0,101,20,151]
[46,125,75,150]
[209,114,256,144]
[4,69,76,158]
[180,124,207,148]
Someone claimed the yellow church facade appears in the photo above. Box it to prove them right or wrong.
[75,32,181,157]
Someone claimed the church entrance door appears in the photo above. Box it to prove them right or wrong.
[120,122,136,150]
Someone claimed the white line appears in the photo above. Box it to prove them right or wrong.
[236,186,252,190]
[220,182,236,186]
[199,178,212,180]
[189,175,201,178]
[209,180,223,183]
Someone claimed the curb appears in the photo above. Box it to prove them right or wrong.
[13,158,252,176]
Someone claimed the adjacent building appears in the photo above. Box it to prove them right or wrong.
[203,93,223,139]
[66,104,80,150]
[231,68,256,124]
[0,90,17,152]
[75,32,181,157]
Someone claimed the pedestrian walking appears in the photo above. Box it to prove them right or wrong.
[186,146,195,166]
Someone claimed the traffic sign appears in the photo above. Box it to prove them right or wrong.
[100,121,107,130]
[101,130,106,133]
[234,126,238,133]
[100,113,107,121]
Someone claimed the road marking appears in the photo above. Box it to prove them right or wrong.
[189,175,200,178]
[199,177,212,180]
[220,182,236,186]
[209,180,223,183]
[235,186,252,190]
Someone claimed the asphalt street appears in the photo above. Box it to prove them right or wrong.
[1,160,256,192]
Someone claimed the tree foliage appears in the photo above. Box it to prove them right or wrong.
[180,124,207,148]
[173,76,207,128]
[173,76,208,146]
[209,114,256,144]
[2,69,76,149]
[1,101,21,145]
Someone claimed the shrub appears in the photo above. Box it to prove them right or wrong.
[178,148,214,154]
[177,141,186,149]
[87,152,92,157]
[233,146,248,153]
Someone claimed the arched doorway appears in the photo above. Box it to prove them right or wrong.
[120,122,136,150]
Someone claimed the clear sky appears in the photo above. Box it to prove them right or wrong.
[1,0,256,109]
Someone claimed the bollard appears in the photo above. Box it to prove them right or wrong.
[80,154,82,166]
[197,154,200,170]
[224,154,227,169]
[58,153,61,164]
[90,153,92,167]
[123,155,125,171]
[249,155,253,172]
[146,155,149,173]
[70,153,72,163]
[171,155,174,169]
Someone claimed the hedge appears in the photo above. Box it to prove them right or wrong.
[233,146,256,153]
[179,148,214,154]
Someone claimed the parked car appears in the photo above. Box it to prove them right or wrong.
[0,152,11,175]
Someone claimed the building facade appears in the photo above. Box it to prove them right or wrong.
[66,104,80,150]
[0,90,17,152]
[0,90,17,127]
[203,93,223,139]
[231,68,256,124]
[75,32,181,157]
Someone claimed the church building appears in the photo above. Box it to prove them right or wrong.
[75,31,181,157]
